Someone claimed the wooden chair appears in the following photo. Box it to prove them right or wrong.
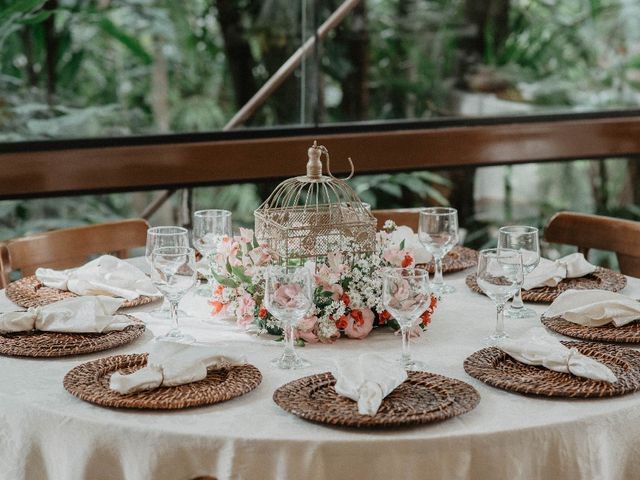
[372,208,421,231]
[0,219,149,288]
[544,211,640,278]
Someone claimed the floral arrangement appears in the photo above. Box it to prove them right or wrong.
[208,224,438,343]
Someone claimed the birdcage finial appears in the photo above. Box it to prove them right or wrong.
[306,140,355,181]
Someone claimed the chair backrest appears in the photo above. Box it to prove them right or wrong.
[372,208,421,231]
[544,211,640,278]
[0,219,149,288]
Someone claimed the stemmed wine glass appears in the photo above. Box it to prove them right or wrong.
[476,248,523,345]
[193,210,232,296]
[418,207,459,295]
[150,246,197,343]
[382,267,431,371]
[145,226,190,317]
[264,265,313,369]
[498,226,540,319]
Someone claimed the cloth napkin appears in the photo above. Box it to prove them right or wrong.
[523,253,596,290]
[544,289,640,327]
[497,327,617,383]
[389,226,432,264]
[109,342,246,394]
[36,255,161,301]
[332,353,408,416]
[0,296,135,333]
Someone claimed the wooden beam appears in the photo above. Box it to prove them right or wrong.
[1,116,640,199]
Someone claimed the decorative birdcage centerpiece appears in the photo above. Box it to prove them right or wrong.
[254,141,377,265]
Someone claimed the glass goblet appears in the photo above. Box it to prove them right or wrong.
[264,265,313,370]
[476,248,523,345]
[498,225,540,319]
[193,210,232,297]
[382,267,431,371]
[150,246,197,343]
[418,207,459,295]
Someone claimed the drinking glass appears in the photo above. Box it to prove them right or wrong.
[498,226,540,319]
[145,226,190,317]
[382,267,431,371]
[193,210,232,296]
[418,207,459,294]
[476,248,523,344]
[264,265,313,369]
[150,246,197,343]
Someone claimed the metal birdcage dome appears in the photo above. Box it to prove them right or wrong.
[254,141,377,264]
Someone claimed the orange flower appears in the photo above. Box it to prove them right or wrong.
[429,296,438,310]
[350,309,364,326]
[258,305,268,319]
[209,300,224,316]
[420,311,432,326]
[213,284,224,296]
[378,310,391,325]
[335,315,349,330]
[401,253,413,268]
[341,293,351,306]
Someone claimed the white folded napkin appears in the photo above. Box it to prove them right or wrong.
[109,342,246,394]
[523,253,596,290]
[36,255,160,301]
[389,226,432,264]
[497,327,617,383]
[544,289,640,327]
[0,296,135,333]
[332,353,408,416]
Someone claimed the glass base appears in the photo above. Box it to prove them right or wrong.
[431,282,456,295]
[484,331,509,346]
[155,329,196,344]
[505,306,537,319]
[271,351,310,370]
[400,358,428,371]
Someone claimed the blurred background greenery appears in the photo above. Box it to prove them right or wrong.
[1,0,639,266]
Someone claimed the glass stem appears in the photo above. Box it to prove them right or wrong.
[400,325,412,367]
[511,288,524,309]
[495,303,505,337]
[433,256,444,287]
[169,299,179,330]
[284,323,296,358]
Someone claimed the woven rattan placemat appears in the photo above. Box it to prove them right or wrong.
[465,267,627,303]
[464,341,640,398]
[64,353,262,409]
[542,316,640,343]
[273,371,479,428]
[6,275,155,309]
[421,245,478,275]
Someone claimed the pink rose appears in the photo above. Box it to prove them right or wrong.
[297,315,319,343]
[235,293,256,327]
[383,248,404,267]
[248,245,272,266]
[344,308,374,339]
[273,283,305,309]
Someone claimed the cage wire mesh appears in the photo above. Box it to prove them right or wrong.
[254,141,377,266]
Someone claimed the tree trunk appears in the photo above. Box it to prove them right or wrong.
[43,0,59,105]
[151,37,170,132]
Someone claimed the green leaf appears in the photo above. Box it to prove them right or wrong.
[376,183,402,198]
[18,9,53,25]
[211,270,238,289]
[399,239,405,250]
[230,265,252,284]
[98,18,152,65]
[0,0,46,24]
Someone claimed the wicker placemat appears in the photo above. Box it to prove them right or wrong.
[420,245,478,274]
[64,354,262,409]
[464,341,640,398]
[0,321,145,358]
[541,316,640,343]
[273,371,479,428]
[465,267,627,303]
[5,275,155,309]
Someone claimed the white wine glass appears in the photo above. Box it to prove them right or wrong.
[476,248,523,345]
[193,210,232,296]
[498,226,540,319]
[264,265,313,369]
[150,246,197,343]
[418,207,458,295]
[382,267,431,371]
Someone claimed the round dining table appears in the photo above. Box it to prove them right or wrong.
[1,260,639,480]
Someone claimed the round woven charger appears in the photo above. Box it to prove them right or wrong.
[273,371,480,428]
[5,275,155,309]
[465,267,627,303]
[64,353,262,409]
[0,321,145,358]
[464,341,640,398]
[420,245,478,274]
[542,316,640,344]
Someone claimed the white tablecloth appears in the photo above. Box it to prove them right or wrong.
[1,263,640,480]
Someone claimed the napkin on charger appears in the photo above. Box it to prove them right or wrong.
[497,327,617,383]
[0,296,136,333]
[389,226,432,264]
[109,342,246,394]
[522,253,596,290]
[332,353,408,416]
[36,255,161,301]
[544,289,640,327]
